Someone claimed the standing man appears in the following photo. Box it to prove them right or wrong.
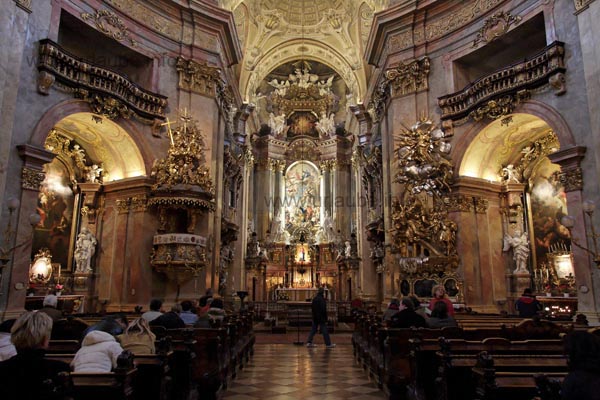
[306,287,335,348]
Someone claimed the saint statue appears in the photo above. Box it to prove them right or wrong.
[503,229,530,274]
[74,227,97,273]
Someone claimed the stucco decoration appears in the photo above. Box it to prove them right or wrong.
[245,41,362,105]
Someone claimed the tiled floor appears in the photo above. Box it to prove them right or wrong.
[220,343,386,400]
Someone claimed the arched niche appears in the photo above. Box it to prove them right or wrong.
[458,113,573,291]
[32,112,145,271]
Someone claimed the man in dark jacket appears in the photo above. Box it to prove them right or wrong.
[389,298,428,328]
[150,304,186,329]
[515,288,542,318]
[306,287,335,348]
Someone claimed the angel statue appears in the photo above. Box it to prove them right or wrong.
[503,229,530,274]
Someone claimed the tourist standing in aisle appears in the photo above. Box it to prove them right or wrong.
[306,287,336,348]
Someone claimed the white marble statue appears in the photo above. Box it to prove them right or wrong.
[316,112,336,139]
[268,112,288,137]
[85,164,103,183]
[503,229,530,274]
[74,227,97,273]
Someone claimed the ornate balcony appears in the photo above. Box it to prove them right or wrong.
[438,41,565,122]
[37,39,167,122]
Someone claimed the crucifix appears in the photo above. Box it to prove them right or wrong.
[180,108,192,134]
[161,117,175,145]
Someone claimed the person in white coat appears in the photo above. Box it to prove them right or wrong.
[0,319,17,361]
[72,330,123,372]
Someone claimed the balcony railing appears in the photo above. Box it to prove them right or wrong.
[38,39,167,121]
[438,41,565,121]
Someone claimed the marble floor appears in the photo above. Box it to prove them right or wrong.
[220,343,386,400]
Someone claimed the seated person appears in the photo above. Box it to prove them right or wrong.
[117,318,155,354]
[150,304,186,329]
[562,331,600,400]
[0,319,17,361]
[39,294,63,321]
[180,300,198,325]
[389,298,427,328]
[382,298,400,322]
[83,314,128,338]
[427,301,458,328]
[72,330,124,372]
[206,297,226,325]
[141,299,164,323]
[0,311,71,400]
[429,285,455,317]
[515,288,542,318]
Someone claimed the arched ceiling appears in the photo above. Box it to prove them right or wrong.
[460,113,560,182]
[219,0,390,105]
[52,113,145,181]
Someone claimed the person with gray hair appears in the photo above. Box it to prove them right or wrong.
[39,294,63,321]
[0,311,71,399]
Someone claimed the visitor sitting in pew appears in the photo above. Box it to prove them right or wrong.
[388,298,427,328]
[426,301,457,328]
[0,311,71,400]
[72,330,124,372]
[198,288,214,314]
[515,288,542,318]
[206,296,226,325]
[429,284,455,317]
[141,298,164,323]
[150,304,186,329]
[562,330,600,400]
[84,314,128,337]
[0,319,16,361]
[180,300,198,325]
[117,317,156,354]
[194,298,213,328]
[409,295,429,320]
[382,298,400,322]
[39,294,64,321]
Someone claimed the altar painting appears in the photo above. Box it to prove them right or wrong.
[32,160,75,270]
[285,162,320,232]
[530,161,571,267]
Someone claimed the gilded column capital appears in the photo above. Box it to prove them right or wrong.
[384,57,431,98]
[268,159,286,172]
[21,167,45,191]
[473,197,489,214]
[130,196,148,212]
[447,194,474,213]
[320,159,337,173]
[176,57,223,98]
[556,167,583,192]
[116,199,130,214]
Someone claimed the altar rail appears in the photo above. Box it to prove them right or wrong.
[38,39,167,121]
[438,41,565,121]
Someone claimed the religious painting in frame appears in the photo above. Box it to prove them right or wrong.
[31,159,77,271]
[529,161,571,268]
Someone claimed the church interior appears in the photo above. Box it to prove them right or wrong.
[1,0,600,398]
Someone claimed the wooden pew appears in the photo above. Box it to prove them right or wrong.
[472,351,567,400]
[434,338,565,400]
[47,339,81,354]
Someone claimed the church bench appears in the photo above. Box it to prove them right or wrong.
[46,351,175,400]
[47,351,137,400]
[472,352,567,400]
[433,338,565,400]
[47,339,81,354]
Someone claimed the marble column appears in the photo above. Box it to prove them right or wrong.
[549,146,600,323]
[2,145,55,319]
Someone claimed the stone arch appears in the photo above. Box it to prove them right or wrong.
[30,100,149,179]
[454,100,576,180]
[241,39,365,105]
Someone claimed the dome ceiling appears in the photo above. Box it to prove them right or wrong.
[219,0,390,105]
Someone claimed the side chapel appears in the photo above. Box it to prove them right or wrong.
[1,0,600,323]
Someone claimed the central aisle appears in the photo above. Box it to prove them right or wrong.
[221,344,386,399]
